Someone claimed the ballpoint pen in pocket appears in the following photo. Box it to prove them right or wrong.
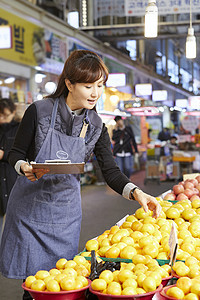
[27,159,38,181]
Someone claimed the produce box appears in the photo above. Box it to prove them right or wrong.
[183,172,200,180]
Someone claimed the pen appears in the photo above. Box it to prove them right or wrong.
[27,159,38,181]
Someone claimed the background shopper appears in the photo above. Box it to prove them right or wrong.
[112,115,139,178]
[0,98,19,216]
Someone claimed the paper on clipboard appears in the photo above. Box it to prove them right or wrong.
[30,161,85,174]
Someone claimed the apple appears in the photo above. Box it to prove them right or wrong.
[196,183,200,192]
[164,192,176,201]
[184,181,194,190]
[176,193,189,201]
[195,175,200,183]
[189,179,198,187]
[190,194,200,201]
[173,184,184,195]
[184,188,194,199]
[193,188,199,195]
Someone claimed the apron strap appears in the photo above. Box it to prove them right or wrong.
[50,98,59,129]
[79,118,89,138]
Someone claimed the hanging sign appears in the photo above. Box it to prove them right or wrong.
[124,0,200,16]
[182,115,199,132]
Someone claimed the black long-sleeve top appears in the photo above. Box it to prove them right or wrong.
[8,104,132,195]
[112,126,138,156]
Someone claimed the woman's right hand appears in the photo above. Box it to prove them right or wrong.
[20,162,49,182]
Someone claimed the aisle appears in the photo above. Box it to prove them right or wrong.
[0,170,175,299]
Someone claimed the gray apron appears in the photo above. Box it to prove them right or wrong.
[0,99,87,279]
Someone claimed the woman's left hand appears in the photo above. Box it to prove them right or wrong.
[131,188,162,218]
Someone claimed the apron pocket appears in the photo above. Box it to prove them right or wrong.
[29,199,71,225]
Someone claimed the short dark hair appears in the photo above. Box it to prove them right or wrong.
[0,98,16,114]
[114,116,122,122]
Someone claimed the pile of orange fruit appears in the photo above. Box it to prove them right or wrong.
[25,256,90,292]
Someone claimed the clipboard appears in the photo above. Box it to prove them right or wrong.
[30,161,85,174]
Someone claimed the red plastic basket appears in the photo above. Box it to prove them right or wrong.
[22,280,90,300]
[160,284,178,300]
[89,284,163,300]
[162,276,173,287]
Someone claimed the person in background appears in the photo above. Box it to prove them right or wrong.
[166,135,179,155]
[0,98,19,217]
[158,127,171,141]
[112,116,139,178]
[0,50,161,300]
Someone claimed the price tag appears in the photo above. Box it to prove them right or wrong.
[168,221,178,267]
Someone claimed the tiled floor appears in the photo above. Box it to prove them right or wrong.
[0,170,175,299]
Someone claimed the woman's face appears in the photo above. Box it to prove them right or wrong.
[66,76,104,110]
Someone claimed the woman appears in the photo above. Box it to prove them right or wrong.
[0,98,19,216]
[0,50,161,298]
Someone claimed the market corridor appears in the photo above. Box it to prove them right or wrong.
[0,170,174,299]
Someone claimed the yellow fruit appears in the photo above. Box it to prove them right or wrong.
[182,209,196,221]
[120,236,134,246]
[35,270,50,280]
[115,242,127,250]
[64,260,77,269]
[131,221,143,231]
[181,243,195,255]
[62,267,77,278]
[142,276,157,292]
[25,276,36,288]
[178,229,192,239]
[190,281,200,295]
[148,272,162,286]
[120,246,137,259]
[100,238,111,248]
[60,277,76,291]
[74,280,83,290]
[165,207,180,219]
[91,279,107,291]
[136,287,146,294]
[54,273,67,284]
[122,278,137,289]
[99,270,114,284]
[132,254,146,265]
[56,258,67,270]
[98,246,111,257]
[176,276,192,294]
[85,239,99,251]
[76,276,88,287]
[43,275,55,285]
[105,246,120,258]
[184,293,199,300]
[142,244,159,259]
[174,218,185,226]
[118,269,134,283]
[137,273,146,287]
[166,287,184,299]
[140,224,155,235]
[138,235,155,248]
[193,251,200,260]
[126,215,137,222]
[176,265,190,277]
[107,282,121,295]
[121,222,132,229]
[73,256,87,265]
[109,225,120,234]
[49,268,61,276]
[130,231,143,242]
[135,208,149,219]
[46,279,60,292]
[74,265,89,277]
[192,199,200,209]
[188,268,200,279]
[31,279,46,291]
[185,256,198,267]
[122,287,137,295]
[189,222,200,238]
